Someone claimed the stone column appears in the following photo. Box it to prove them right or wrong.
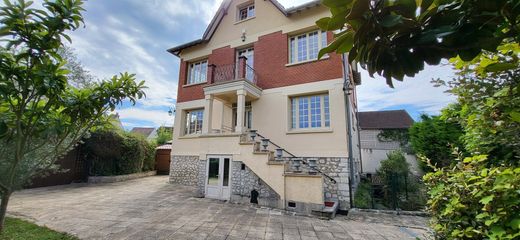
[202,94,213,134]
[235,89,246,133]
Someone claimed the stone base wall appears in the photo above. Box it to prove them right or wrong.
[230,161,280,208]
[282,157,351,210]
[169,155,200,186]
[195,160,207,197]
[88,171,156,184]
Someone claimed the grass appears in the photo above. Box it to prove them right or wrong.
[0,217,78,240]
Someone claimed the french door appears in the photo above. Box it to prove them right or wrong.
[237,48,254,81]
[205,156,231,200]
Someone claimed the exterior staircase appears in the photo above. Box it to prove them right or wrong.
[236,131,338,217]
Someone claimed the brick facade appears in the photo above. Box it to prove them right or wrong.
[176,31,344,103]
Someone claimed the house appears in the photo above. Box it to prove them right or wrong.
[130,127,157,140]
[167,0,362,215]
[359,110,422,176]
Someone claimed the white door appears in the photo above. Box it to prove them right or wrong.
[205,156,231,200]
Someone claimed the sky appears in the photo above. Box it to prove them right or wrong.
[14,0,456,129]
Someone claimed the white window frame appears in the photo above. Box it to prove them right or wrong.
[290,94,330,130]
[238,4,255,21]
[187,60,208,85]
[184,109,204,135]
[289,30,328,64]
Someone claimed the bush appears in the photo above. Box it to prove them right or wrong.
[424,155,520,239]
[353,181,372,209]
[377,150,410,180]
[83,129,155,176]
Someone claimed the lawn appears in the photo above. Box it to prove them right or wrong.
[0,217,78,240]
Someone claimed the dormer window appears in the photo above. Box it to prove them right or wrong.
[238,4,255,21]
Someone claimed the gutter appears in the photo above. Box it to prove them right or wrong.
[342,53,356,209]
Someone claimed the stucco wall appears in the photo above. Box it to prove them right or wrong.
[360,129,421,175]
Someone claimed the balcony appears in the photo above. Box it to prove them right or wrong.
[208,56,257,85]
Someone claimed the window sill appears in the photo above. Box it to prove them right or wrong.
[234,16,255,25]
[286,128,333,135]
[179,134,201,139]
[285,55,329,67]
[183,81,207,88]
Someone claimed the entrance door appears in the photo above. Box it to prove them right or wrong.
[205,156,231,200]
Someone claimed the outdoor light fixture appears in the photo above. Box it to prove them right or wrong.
[241,29,247,42]
[168,105,176,116]
[249,130,257,141]
[261,138,269,151]
[308,159,318,175]
[292,158,302,173]
[275,148,284,158]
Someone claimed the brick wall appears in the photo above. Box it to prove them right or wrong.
[176,31,344,103]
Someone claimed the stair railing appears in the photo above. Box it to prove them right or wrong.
[248,130,337,184]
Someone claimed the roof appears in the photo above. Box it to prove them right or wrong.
[167,0,322,56]
[130,127,156,137]
[358,110,414,130]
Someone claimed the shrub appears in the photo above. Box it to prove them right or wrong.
[377,150,410,180]
[83,129,155,176]
[424,155,520,239]
[353,181,372,209]
[142,141,156,172]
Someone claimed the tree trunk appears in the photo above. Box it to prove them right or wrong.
[0,191,11,233]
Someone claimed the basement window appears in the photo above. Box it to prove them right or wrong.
[288,201,296,208]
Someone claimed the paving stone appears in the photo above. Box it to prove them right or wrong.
[8,176,432,240]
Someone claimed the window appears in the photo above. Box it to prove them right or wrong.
[291,94,330,129]
[187,60,207,85]
[289,30,328,64]
[238,4,255,21]
[184,109,204,135]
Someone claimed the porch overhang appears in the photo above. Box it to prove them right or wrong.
[203,79,262,102]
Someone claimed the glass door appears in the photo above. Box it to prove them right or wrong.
[237,48,254,81]
[205,156,231,200]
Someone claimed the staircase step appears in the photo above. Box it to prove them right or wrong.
[267,160,284,165]
[253,150,273,155]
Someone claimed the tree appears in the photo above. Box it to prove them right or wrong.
[155,126,172,145]
[0,0,146,231]
[409,114,465,171]
[59,46,96,88]
[317,0,520,86]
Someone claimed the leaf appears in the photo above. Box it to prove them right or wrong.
[510,112,520,123]
[0,121,7,138]
[346,0,369,20]
[484,62,517,73]
[318,30,354,58]
[479,195,494,205]
[380,15,403,27]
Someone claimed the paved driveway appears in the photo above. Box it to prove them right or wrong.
[8,176,430,240]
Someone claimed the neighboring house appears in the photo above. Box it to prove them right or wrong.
[359,110,422,176]
[130,127,158,140]
[167,0,362,215]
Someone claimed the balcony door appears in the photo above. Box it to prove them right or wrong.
[237,48,254,81]
[205,155,231,200]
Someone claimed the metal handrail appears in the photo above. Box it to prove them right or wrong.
[254,131,337,184]
[212,63,257,84]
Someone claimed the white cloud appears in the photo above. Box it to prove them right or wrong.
[357,64,457,115]
[116,108,174,127]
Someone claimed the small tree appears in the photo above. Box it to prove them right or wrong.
[155,126,173,145]
[377,150,410,180]
[409,114,465,171]
[0,0,146,231]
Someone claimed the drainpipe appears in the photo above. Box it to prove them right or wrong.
[342,53,355,209]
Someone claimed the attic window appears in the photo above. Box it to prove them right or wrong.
[238,4,255,21]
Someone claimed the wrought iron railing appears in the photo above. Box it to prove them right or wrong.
[248,130,337,184]
[210,57,257,85]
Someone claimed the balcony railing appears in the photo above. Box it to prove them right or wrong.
[208,56,257,85]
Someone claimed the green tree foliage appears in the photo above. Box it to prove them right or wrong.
[155,127,172,145]
[424,155,520,239]
[83,129,155,176]
[317,0,520,86]
[377,150,410,179]
[0,0,146,231]
[409,114,465,171]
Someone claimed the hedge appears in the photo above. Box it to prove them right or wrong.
[83,129,156,176]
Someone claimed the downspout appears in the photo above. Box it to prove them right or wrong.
[342,53,355,208]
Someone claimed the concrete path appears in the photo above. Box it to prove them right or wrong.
[8,176,431,240]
